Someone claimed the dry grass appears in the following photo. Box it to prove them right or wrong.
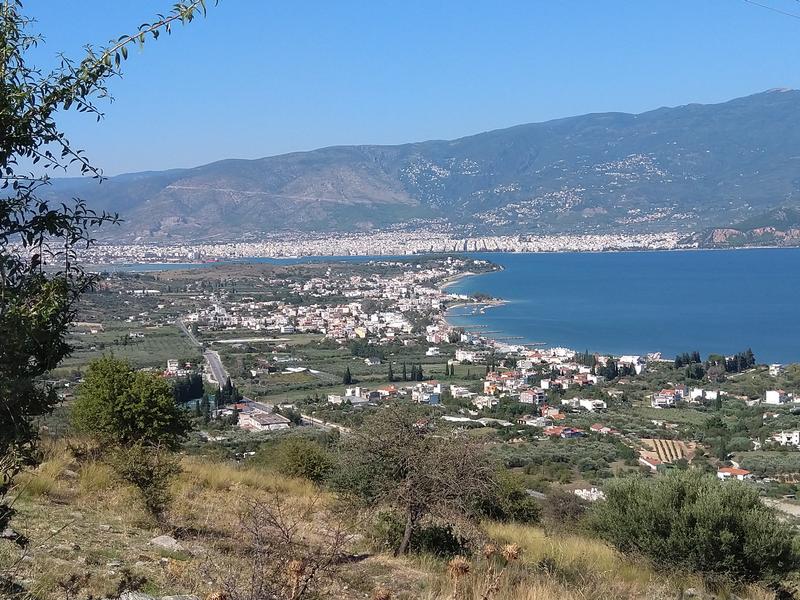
[2,445,781,600]
[179,456,318,498]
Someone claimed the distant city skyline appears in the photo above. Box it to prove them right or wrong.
[26,0,800,175]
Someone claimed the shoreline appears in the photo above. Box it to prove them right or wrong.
[79,244,800,271]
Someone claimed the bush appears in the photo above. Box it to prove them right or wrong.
[540,489,589,533]
[590,470,799,584]
[368,511,469,557]
[109,444,181,522]
[253,437,332,483]
[478,471,541,524]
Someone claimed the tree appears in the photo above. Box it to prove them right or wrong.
[71,357,192,450]
[0,0,212,533]
[332,406,495,556]
[387,363,394,382]
[590,471,798,585]
[402,362,408,381]
[342,366,353,385]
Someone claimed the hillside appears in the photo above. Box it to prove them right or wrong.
[686,207,800,248]
[2,440,776,600]
[46,89,800,242]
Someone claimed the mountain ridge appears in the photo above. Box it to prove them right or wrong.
[45,89,800,242]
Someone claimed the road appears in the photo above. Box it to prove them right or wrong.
[177,319,229,386]
[204,350,228,385]
[300,414,351,434]
[177,319,201,347]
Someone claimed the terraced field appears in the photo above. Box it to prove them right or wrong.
[641,438,696,464]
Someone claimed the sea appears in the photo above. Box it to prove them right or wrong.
[444,249,800,364]
[91,248,800,364]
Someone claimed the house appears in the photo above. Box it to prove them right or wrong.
[769,364,785,377]
[638,455,662,472]
[618,355,645,375]
[560,427,584,439]
[543,425,583,439]
[717,467,752,481]
[543,426,565,437]
[455,349,488,363]
[772,431,800,448]
[517,415,550,427]
[239,411,291,432]
[765,390,789,405]
[579,398,607,412]
[411,382,442,405]
[590,423,615,435]
[425,347,441,357]
[166,359,179,374]
[519,388,546,405]
[364,357,382,366]
[651,389,678,408]
[473,395,499,410]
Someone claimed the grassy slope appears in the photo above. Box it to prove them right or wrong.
[1,440,776,600]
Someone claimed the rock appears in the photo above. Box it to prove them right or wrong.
[106,560,122,568]
[119,593,157,600]
[98,524,112,532]
[150,535,182,552]
[161,596,200,600]
[62,469,78,479]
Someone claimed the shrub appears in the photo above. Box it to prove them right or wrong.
[254,437,332,483]
[590,470,799,584]
[478,472,541,524]
[540,489,589,533]
[109,444,181,522]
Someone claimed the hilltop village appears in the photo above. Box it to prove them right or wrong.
[53,255,800,506]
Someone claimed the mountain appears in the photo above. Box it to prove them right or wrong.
[687,206,800,248]
[46,89,800,242]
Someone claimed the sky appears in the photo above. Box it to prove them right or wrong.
[23,0,800,175]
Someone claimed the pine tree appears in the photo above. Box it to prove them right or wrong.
[402,363,408,381]
[388,363,394,382]
[343,367,353,385]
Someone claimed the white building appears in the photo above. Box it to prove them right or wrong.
[765,390,789,405]
[578,398,607,412]
[472,395,499,410]
[239,412,291,432]
[772,431,800,448]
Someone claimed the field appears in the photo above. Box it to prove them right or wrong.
[54,324,201,375]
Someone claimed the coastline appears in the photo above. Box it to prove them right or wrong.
[439,268,513,348]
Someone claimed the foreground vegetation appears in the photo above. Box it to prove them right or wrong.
[1,438,787,600]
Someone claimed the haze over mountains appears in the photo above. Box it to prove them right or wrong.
[49,89,800,243]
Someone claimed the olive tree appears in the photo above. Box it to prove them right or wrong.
[332,406,496,556]
[590,470,798,585]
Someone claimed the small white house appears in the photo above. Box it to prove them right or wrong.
[772,431,800,448]
[765,390,789,405]
[717,467,752,481]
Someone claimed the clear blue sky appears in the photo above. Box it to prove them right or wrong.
[25,0,800,175]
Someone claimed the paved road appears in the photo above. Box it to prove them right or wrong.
[176,319,229,385]
[204,350,228,385]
